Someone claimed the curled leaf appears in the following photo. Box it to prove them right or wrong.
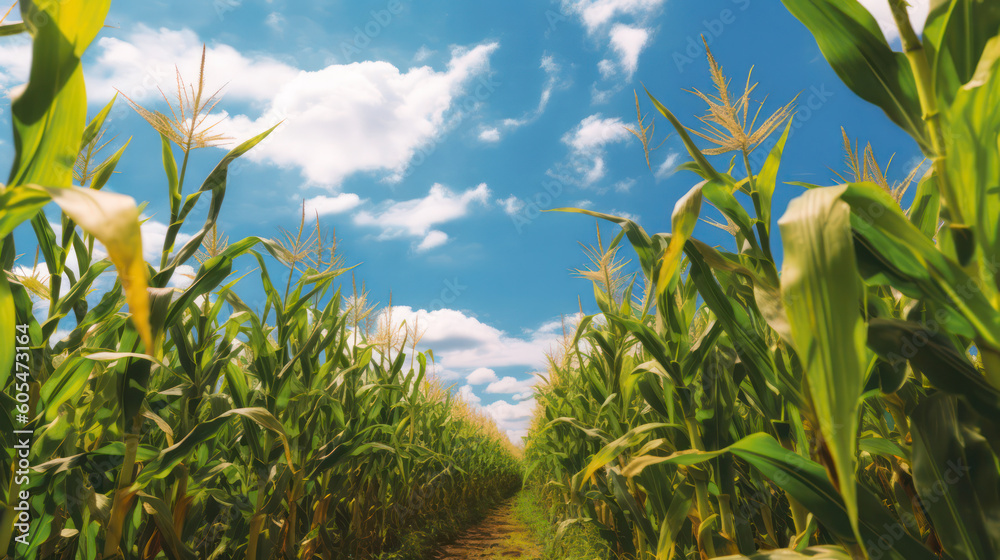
[44,186,153,352]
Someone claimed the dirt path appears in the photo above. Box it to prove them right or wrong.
[430,497,543,559]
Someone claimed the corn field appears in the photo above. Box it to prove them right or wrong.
[0,1,520,558]
[525,1,1000,559]
[2,0,1000,559]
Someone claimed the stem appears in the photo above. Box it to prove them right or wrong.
[160,148,191,271]
[888,1,963,227]
[0,465,22,553]
[776,426,810,537]
[742,149,774,263]
[103,430,139,558]
[685,416,717,558]
[246,476,267,560]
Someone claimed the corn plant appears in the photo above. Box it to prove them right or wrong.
[1,1,522,559]
[527,1,1000,559]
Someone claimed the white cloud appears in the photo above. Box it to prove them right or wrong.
[484,398,536,443]
[655,150,682,180]
[608,24,650,79]
[88,26,298,104]
[467,367,499,385]
[485,375,537,396]
[568,114,630,151]
[380,306,574,372]
[591,84,616,105]
[479,55,563,142]
[304,193,365,217]
[416,230,449,252]
[478,127,501,142]
[614,178,636,192]
[561,0,663,81]
[414,46,436,63]
[458,384,481,404]
[562,0,665,34]
[497,195,525,216]
[67,26,500,187]
[0,35,31,92]
[557,114,631,185]
[858,0,929,43]
[354,183,490,249]
[265,12,285,33]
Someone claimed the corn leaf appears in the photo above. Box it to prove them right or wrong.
[778,186,867,542]
[779,0,927,151]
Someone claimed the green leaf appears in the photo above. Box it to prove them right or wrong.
[8,0,112,189]
[551,207,657,279]
[924,0,1000,106]
[137,493,197,560]
[153,124,279,287]
[624,434,938,560]
[80,93,117,150]
[832,182,1000,349]
[579,423,670,488]
[780,0,927,151]
[756,119,794,234]
[0,269,16,390]
[657,182,703,296]
[778,186,867,542]
[715,546,852,559]
[910,395,1000,560]
[867,318,1000,422]
[39,355,95,422]
[133,407,292,489]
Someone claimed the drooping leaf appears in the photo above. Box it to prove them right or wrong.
[778,186,867,541]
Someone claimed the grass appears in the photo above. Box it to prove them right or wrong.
[514,489,610,560]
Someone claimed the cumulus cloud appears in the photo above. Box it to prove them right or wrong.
[484,398,536,443]
[416,230,449,252]
[562,0,665,34]
[467,367,499,385]
[379,306,574,373]
[608,24,650,79]
[56,26,500,187]
[485,376,538,398]
[304,193,365,218]
[555,114,631,185]
[478,128,501,142]
[458,384,481,405]
[169,264,198,290]
[354,183,490,250]
[560,0,663,85]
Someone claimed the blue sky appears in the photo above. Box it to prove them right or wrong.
[0,0,929,442]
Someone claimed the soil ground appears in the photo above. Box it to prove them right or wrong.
[430,497,543,559]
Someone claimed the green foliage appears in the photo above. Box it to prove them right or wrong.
[0,4,521,558]
[527,2,1000,559]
